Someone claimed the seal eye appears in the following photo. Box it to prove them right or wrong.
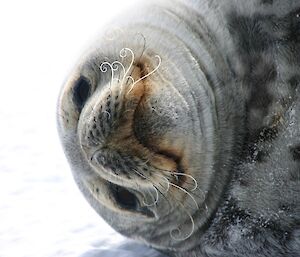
[111,184,139,211]
[73,76,91,111]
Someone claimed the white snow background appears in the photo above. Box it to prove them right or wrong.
[0,1,167,256]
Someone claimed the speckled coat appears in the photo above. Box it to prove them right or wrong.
[169,0,300,256]
[57,0,300,256]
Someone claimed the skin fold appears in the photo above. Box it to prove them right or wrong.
[57,0,300,256]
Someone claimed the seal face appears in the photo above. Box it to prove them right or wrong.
[57,0,300,256]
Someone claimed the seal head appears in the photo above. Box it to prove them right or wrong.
[57,0,300,256]
[57,9,241,251]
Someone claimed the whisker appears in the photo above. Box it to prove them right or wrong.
[152,173,199,209]
[127,55,161,95]
[143,186,159,207]
[153,173,197,241]
[132,168,159,206]
[155,174,171,193]
[102,111,111,120]
[126,33,146,84]
[162,170,198,191]
[170,182,199,208]
[170,203,195,241]
[122,163,199,240]
[120,48,135,87]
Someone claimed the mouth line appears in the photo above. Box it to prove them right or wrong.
[89,146,186,188]
[155,151,187,190]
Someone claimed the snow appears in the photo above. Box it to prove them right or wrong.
[0,1,166,256]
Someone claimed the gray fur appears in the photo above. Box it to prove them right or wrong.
[57,0,300,256]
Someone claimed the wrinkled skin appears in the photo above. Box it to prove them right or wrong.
[57,0,300,256]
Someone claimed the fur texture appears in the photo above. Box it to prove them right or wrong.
[57,0,300,256]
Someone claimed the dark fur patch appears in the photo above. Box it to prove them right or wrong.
[261,0,273,5]
[254,150,268,162]
[258,127,279,142]
[285,8,300,43]
[228,14,275,55]
[245,61,276,115]
[289,168,300,181]
[290,145,300,161]
[289,75,300,90]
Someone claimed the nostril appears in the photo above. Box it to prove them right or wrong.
[110,184,139,211]
[73,76,91,111]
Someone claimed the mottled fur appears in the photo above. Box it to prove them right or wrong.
[57,0,300,256]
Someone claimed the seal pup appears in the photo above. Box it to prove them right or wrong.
[57,0,300,256]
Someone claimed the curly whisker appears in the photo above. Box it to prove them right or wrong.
[154,174,171,193]
[150,172,197,240]
[162,170,198,191]
[120,48,135,86]
[111,60,125,84]
[127,55,162,94]
[152,172,199,210]
[143,186,159,207]
[99,62,114,87]
[102,111,111,120]
[170,203,195,241]
[168,181,199,209]
[132,168,160,207]
[126,33,147,84]
[98,48,161,102]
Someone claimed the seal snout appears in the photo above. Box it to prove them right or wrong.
[78,68,155,182]
[77,61,185,190]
